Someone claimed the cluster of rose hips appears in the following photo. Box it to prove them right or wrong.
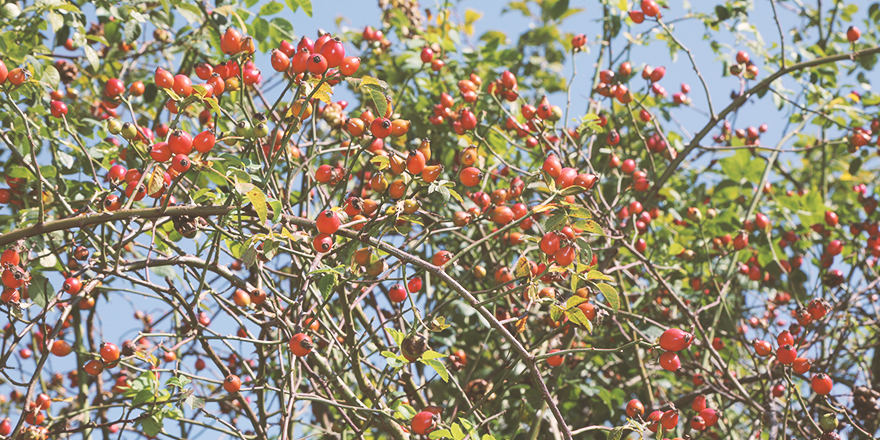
[486,70,519,103]
[0,58,30,89]
[419,46,446,72]
[848,119,880,152]
[501,95,567,149]
[638,395,721,434]
[0,62,47,205]
[712,118,769,145]
[0,175,26,207]
[750,313,836,396]
[362,26,394,54]
[729,50,760,79]
[270,33,361,82]
[1,248,29,303]
[87,27,349,214]
[387,276,423,305]
[18,393,53,431]
[596,62,669,105]
[425,74,483,134]
[628,0,662,23]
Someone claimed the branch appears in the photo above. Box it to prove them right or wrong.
[644,45,880,205]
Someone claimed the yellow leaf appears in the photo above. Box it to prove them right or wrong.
[213,5,236,15]
[246,187,268,224]
[463,8,482,35]
[515,316,527,334]
[515,256,531,277]
[147,165,166,196]
[371,155,390,170]
[828,97,845,107]
[312,82,333,104]
[533,203,556,213]
[281,227,298,241]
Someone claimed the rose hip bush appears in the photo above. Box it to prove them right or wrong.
[0,0,878,439]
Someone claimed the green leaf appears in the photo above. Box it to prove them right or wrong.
[429,429,452,439]
[371,155,389,169]
[450,423,466,440]
[297,0,313,15]
[363,84,387,118]
[543,211,567,231]
[132,389,154,406]
[83,45,100,70]
[427,316,451,332]
[245,187,268,224]
[545,0,570,20]
[568,307,593,333]
[482,435,497,440]
[420,350,446,360]
[316,272,338,299]
[270,17,295,41]
[607,426,624,440]
[47,11,63,33]
[177,3,202,23]
[396,403,417,420]
[184,393,205,410]
[260,1,283,15]
[719,149,761,183]
[28,272,51,309]
[565,295,588,309]
[139,414,163,437]
[447,188,465,204]
[41,65,60,89]
[308,79,334,104]
[586,270,613,281]
[384,327,406,346]
[668,242,685,255]
[382,351,406,368]
[37,252,57,269]
[57,150,76,169]
[573,219,605,236]
[165,375,191,389]
[308,264,346,276]
[550,304,565,322]
[569,206,592,218]
[7,166,31,179]
[39,165,57,179]
[252,17,270,42]
[596,282,620,311]
[420,358,450,382]
[124,21,142,44]
[515,256,531,277]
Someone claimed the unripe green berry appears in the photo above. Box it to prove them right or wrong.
[819,413,838,433]
[107,119,123,135]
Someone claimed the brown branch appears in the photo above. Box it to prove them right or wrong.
[644,45,880,205]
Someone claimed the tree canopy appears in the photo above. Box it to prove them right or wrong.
[0,0,878,439]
